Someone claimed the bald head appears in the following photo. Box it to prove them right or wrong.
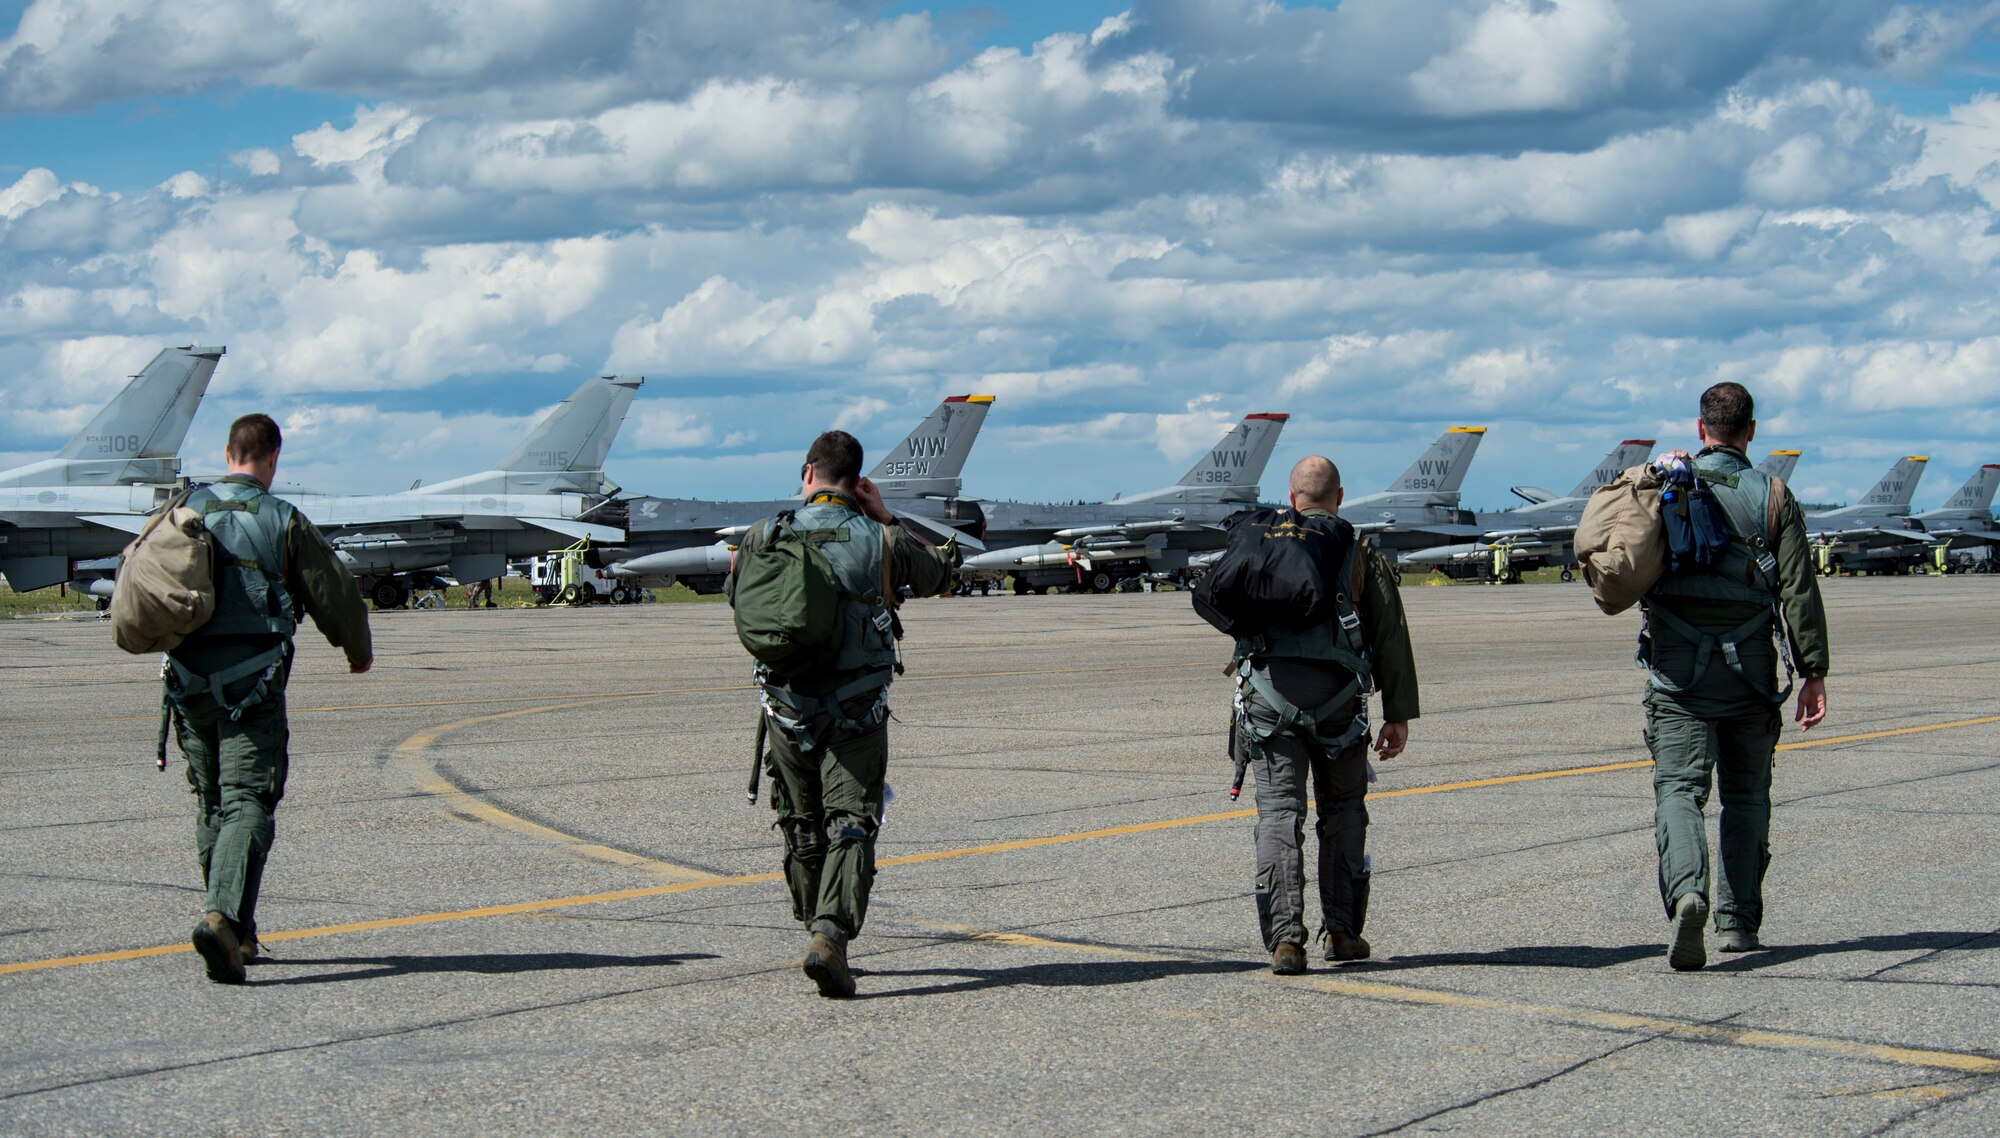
[1289,456,1343,512]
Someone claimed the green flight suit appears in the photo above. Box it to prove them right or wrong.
[1642,447,1828,936]
[728,491,956,944]
[167,475,372,941]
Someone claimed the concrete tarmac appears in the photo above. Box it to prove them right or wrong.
[1,578,1995,1136]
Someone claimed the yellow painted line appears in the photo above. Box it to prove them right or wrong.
[1301,976,2000,1075]
[390,700,724,885]
[6,710,1996,977]
[1777,714,2000,751]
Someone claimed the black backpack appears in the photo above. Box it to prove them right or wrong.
[1192,508,1357,637]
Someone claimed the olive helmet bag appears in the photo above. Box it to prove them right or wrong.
[1192,508,1356,637]
[109,488,217,653]
[1575,464,1667,615]
[731,513,844,677]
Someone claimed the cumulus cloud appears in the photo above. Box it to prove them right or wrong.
[6,2,2000,503]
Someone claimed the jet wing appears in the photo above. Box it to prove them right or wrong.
[1813,525,1932,546]
[1354,521,1491,540]
[1051,519,1203,541]
[524,518,624,544]
[894,511,987,552]
[78,514,151,534]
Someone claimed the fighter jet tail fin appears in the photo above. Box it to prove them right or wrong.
[1941,464,2000,512]
[1565,439,1654,499]
[6,345,223,488]
[1856,456,1928,511]
[422,375,642,497]
[1758,449,1801,483]
[1387,427,1485,497]
[865,394,993,499]
[1173,413,1287,496]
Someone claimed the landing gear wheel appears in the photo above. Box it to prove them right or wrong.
[1559,568,1575,583]
[1090,571,1115,593]
[610,586,631,605]
[372,579,407,610]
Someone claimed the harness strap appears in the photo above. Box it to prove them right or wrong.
[165,642,291,722]
[1234,659,1371,760]
[759,666,896,750]
[1642,603,1791,704]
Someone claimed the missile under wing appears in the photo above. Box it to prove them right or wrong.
[0,345,224,591]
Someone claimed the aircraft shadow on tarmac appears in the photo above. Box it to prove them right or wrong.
[249,951,720,986]
[859,957,1262,1000]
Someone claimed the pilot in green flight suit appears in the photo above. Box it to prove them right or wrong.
[166,414,373,984]
[728,430,957,998]
[1639,385,1829,972]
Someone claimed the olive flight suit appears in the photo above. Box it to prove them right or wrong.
[1238,510,1419,952]
[728,491,955,945]
[1641,446,1828,937]
[166,475,371,943]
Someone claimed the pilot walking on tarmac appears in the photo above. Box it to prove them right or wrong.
[728,431,957,998]
[1641,384,1828,970]
[168,415,373,984]
[1236,457,1418,974]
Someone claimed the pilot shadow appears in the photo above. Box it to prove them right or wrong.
[251,950,719,986]
[1361,943,1666,971]
[1706,929,1998,973]
[858,957,1261,1000]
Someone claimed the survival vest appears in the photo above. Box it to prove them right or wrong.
[181,477,299,643]
[110,487,216,654]
[1641,449,1796,703]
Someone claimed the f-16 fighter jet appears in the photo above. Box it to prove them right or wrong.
[605,395,994,593]
[1397,438,1654,581]
[289,375,642,609]
[1805,455,1932,576]
[959,413,1288,593]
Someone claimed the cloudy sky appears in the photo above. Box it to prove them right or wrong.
[4,0,2000,511]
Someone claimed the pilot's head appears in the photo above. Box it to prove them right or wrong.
[1289,455,1344,514]
[1698,383,1756,450]
[225,413,283,486]
[802,430,865,495]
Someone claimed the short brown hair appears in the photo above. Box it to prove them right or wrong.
[805,430,864,486]
[226,414,283,463]
[1700,383,1755,442]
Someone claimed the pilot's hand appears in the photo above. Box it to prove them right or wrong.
[1374,721,1408,760]
[1794,677,1826,732]
[854,477,896,524]
[350,659,373,675]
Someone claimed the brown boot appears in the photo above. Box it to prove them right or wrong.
[1270,942,1307,975]
[803,932,855,998]
[192,911,245,985]
[1319,929,1372,962]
